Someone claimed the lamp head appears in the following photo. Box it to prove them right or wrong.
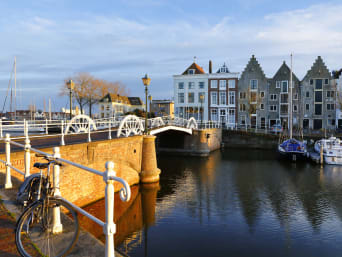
[142,74,151,86]
[67,79,75,90]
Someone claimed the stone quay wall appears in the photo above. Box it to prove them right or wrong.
[0,136,144,207]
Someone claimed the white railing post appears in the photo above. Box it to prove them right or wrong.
[61,121,65,146]
[108,120,112,140]
[5,134,12,189]
[104,161,116,257]
[24,136,31,178]
[45,119,49,135]
[52,147,63,233]
[23,119,26,135]
[0,119,2,138]
[88,120,91,142]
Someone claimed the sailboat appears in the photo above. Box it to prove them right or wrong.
[277,54,307,161]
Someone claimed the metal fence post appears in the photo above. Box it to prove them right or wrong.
[108,120,112,140]
[61,121,65,146]
[52,147,63,233]
[5,134,12,189]
[24,135,31,178]
[104,161,116,257]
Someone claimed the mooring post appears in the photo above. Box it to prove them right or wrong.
[88,120,91,142]
[24,135,31,178]
[5,134,12,189]
[108,119,112,140]
[104,161,116,257]
[320,144,324,165]
[0,119,2,138]
[52,147,63,233]
[61,120,65,146]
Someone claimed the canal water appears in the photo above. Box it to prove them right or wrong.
[81,149,342,257]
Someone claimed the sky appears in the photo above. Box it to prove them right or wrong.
[0,0,342,112]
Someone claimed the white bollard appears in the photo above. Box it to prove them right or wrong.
[61,121,65,146]
[24,137,31,178]
[45,119,48,135]
[104,161,116,257]
[88,122,91,142]
[108,120,112,140]
[5,134,12,189]
[52,147,63,233]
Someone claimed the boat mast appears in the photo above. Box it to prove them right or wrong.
[49,98,51,121]
[289,54,293,139]
[14,56,16,120]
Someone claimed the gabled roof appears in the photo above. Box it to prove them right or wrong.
[128,97,143,106]
[216,63,230,73]
[182,62,205,75]
[240,55,267,79]
[272,61,300,82]
[303,56,331,81]
[99,93,130,104]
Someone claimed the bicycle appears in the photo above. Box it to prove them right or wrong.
[15,155,80,257]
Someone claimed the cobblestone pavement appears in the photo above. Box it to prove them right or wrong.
[0,198,39,257]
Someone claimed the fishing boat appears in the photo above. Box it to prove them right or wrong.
[314,137,342,165]
[277,54,307,161]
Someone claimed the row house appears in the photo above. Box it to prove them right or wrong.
[335,69,342,129]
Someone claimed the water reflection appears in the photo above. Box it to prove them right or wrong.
[82,149,342,257]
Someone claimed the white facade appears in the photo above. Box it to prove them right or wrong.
[173,74,209,121]
[336,75,342,129]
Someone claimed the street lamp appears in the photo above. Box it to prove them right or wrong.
[142,74,151,134]
[66,80,75,120]
[200,94,204,127]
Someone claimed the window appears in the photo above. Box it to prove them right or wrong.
[198,92,205,103]
[276,81,281,88]
[293,93,298,100]
[188,82,195,89]
[281,81,288,93]
[270,105,277,112]
[270,94,277,101]
[324,79,329,85]
[280,94,288,104]
[211,80,218,88]
[239,104,246,111]
[229,92,235,105]
[315,79,323,90]
[250,79,258,90]
[211,109,218,121]
[239,92,246,99]
[219,80,227,90]
[188,69,195,75]
[260,91,265,98]
[327,91,335,98]
[328,119,336,126]
[178,93,184,103]
[178,82,184,89]
[327,103,335,110]
[188,93,194,103]
[306,91,310,98]
[280,105,288,114]
[315,104,322,115]
[228,109,235,124]
[315,91,322,102]
[228,80,236,88]
[260,103,264,110]
[220,92,226,105]
[306,104,310,111]
[101,105,104,111]
[241,116,246,125]
[310,79,313,85]
[250,92,257,103]
[199,82,205,89]
[293,105,298,112]
[211,92,217,105]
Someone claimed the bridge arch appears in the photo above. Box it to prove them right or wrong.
[65,114,97,134]
[117,115,144,137]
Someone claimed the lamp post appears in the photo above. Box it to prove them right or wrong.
[66,80,75,120]
[200,94,204,127]
[148,95,152,114]
[142,74,151,134]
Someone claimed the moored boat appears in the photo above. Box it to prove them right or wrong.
[278,138,307,161]
[314,137,342,165]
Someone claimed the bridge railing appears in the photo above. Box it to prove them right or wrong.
[0,132,131,257]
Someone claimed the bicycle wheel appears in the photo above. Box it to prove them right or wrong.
[15,198,80,257]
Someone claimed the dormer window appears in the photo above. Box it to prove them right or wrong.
[188,69,195,75]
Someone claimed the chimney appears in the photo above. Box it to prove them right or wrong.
[209,60,212,74]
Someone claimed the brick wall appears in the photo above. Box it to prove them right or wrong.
[0,135,144,207]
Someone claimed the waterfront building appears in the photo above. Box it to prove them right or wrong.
[238,55,269,128]
[208,62,239,127]
[150,100,174,118]
[268,61,301,129]
[98,93,144,118]
[301,56,335,130]
[333,69,342,129]
[173,61,209,120]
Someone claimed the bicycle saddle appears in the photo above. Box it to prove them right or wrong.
[33,162,49,169]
